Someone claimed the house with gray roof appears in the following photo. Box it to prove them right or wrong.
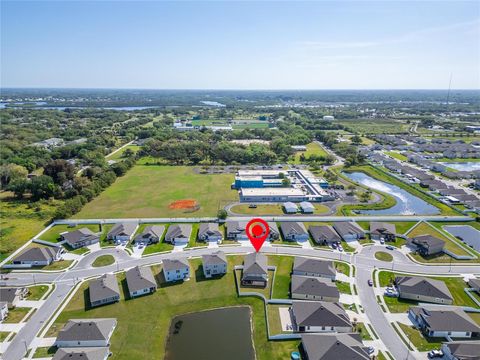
[293,257,336,281]
[441,340,480,360]
[409,307,480,338]
[241,252,268,288]
[300,201,315,214]
[370,222,396,241]
[468,278,480,293]
[280,222,309,242]
[52,347,111,360]
[202,251,227,278]
[61,228,100,249]
[0,287,27,308]
[89,274,120,307]
[133,225,164,246]
[107,222,138,243]
[164,224,192,245]
[309,225,341,245]
[291,301,352,333]
[412,234,445,256]
[395,276,453,304]
[226,221,279,241]
[163,258,190,282]
[301,333,370,360]
[54,318,117,348]
[11,246,62,267]
[283,202,298,214]
[291,275,340,302]
[332,222,365,241]
[198,223,222,242]
[126,266,157,298]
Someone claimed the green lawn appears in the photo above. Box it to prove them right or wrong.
[353,322,372,340]
[0,332,11,342]
[407,222,471,256]
[269,256,293,299]
[385,151,408,162]
[39,224,101,243]
[186,223,207,248]
[375,251,393,262]
[41,259,74,271]
[334,261,351,277]
[230,203,330,215]
[32,346,57,358]
[46,256,300,359]
[142,240,174,255]
[26,285,50,300]
[291,142,329,164]
[397,323,443,352]
[3,307,30,323]
[75,166,238,218]
[267,304,288,335]
[336,281,352,294]
[92,255,115,267]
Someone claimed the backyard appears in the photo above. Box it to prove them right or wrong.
[75,165,238,218]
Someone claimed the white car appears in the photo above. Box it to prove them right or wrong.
[428,350,443,358]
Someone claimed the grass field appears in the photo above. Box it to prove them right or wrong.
[230,203,330,215]
[92,255,115,267]
[106,145,141,161]
[0,332,11,341]
[75,166,238,218]
[375,252,393,262]
[46,256,300,359]
[336,119,410,134]
[385,151,408,162]
[397,323,442,352]
[291,142,329,164]
[26,285,50,300]
[3,307,30,323]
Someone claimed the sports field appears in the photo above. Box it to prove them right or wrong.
[75,166,238,218]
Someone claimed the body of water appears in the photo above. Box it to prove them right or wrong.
[165,307,255,360]
[343,172,440,215]
[441,162,480,171]
[201,100,226,107]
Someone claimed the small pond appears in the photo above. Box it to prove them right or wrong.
[343,172,440,215]
[164,307,255,360]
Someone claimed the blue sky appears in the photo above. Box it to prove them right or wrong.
[1,1,479,89]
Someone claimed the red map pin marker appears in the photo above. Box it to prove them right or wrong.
[246,218,270,252]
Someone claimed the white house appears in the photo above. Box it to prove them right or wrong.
[202,251,227,278]
[300,201,315,214]
[163,258,190,282]
[283,202,298,214]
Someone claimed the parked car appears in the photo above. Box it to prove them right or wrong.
[367,346,375,355]
[368,279,373,286]
[386,245,395,250]
[337,245,343,252]
[380,239,385,244]
[331,243,337,249]
[427,350,443,358]
[248,204,257,208]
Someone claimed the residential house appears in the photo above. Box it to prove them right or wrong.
[369,222,396,241]
[54,319,117,348]
[164,224,192,245]
[412,235,446,256]
[133,225,164,246]
[293,257,336,281]
[226,221,279,241]
[280,222,309,242]
[125,266,157,298]
[0,302,9,321]
[291,275,340,302]
[301,333,370,360]
[198,223,222,243]
[241,252,268,288]
[333,222,365,241]
[309,226,341,245]
[283,202,298,214]
[441,340,480,360]
[468,278,480,294]
[395,276,453,304]
[0,287,28,308]
[107,222,137,243]
[12,246,62,267]
[163,258,190,282]
[409,307,480,338]
[202,251,227,278]
[52,348,111,360]
[300,201,315,214]
[291,301,352,333]
[89,274,120,307]
[61,228,100,249]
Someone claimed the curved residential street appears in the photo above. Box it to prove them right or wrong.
[2,240,480,360]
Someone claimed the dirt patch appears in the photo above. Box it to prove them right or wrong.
[168,199,200,212]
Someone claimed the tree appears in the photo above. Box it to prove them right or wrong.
[44,159,75,185]
[8,178,29,199]
[282,178,291,187]
[351,135,363,145]
[217,209,228,220]
[30,175,57,200]
[0,164,28,188]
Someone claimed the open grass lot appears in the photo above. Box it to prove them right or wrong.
[407,222,471,256]
[92,255,115,267]
[269,255,293,299]
[39,224,101,243]
[375,251,393,262]
[3,307,30,323]
[46,256,300,359]
[385,151,407,161]
[290,142,328,164]
[336,119,410,134]
[75,165,238,218]
[230,203,330,215]
[32,346,57,358]
[26,285,50,300]
[106,145,141,161]
[0,192,59,262]
[378,271,479,311]
[436,157,480,162]
[397,323,443,352]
